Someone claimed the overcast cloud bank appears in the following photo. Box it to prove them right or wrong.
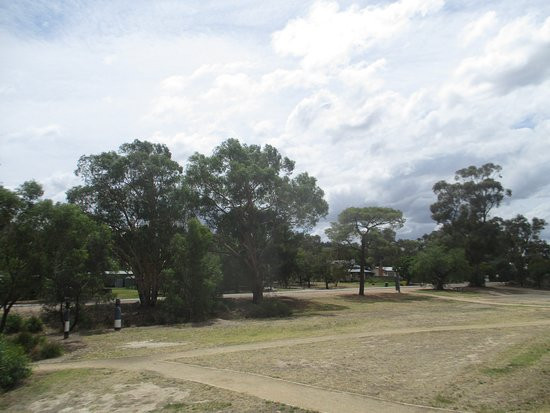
[1,0,549,239]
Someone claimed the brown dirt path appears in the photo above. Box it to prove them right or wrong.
[36,359,459,413]
[408,291,550,308]
[35,319,550,413]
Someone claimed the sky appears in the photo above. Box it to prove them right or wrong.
[1,0,550,240]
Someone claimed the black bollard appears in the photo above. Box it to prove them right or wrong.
[114,298,122,331]
[63,301,70,339]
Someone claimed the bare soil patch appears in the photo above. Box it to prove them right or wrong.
[185,325,549,412]
[0,369,311,413]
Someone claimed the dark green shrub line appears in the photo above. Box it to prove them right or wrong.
[0,337,31,390]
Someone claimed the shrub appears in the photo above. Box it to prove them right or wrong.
[4,314,23,334]
[24,316,44,333]
[11,332,43,354]
[247,300,292,318]
[36,340,63,360]
[0,337,31,390]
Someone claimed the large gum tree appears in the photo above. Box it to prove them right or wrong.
[186,139,328,303]
[67,140,188,306]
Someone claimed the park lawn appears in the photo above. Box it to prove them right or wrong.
[184,325,550,413]
[4,289,549,412]
[64,292,550,361]
[0,368,310,413]
[415,288,486,297]
[111,287,140,299]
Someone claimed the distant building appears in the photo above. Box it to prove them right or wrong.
[374,266,397,277]
[347,265,375,281]
[104,271,135,288]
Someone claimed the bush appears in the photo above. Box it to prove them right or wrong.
[4,314,23,334]
[11,332,43,354]
[36,340,63,360]
[9,332,62,361]
[247,300,292,318]
[0,337,31,390]
[24,316,44,333]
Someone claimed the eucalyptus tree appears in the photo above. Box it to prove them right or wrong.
[163,218,221,321]
[500,215,547,287]
[410,243,470,290]
[0,183,43,332]
[326,207,404,295]
[186,139,328,303]
[67,140,189,306]
[40,202,112,330]
[430,163,511,286]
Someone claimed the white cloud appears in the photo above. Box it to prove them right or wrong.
[460,11,497,47]
[272,0,444,69]
[2,0,550,240]
[455,16,550,95]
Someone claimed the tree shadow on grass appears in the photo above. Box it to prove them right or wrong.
[338,293,432,304]
[219,296,349,319]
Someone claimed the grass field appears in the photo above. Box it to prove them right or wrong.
[111,287,140,299]
[2,286,549,412]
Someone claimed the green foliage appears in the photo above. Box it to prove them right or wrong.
[163,219,221,321]
[186,139,328,303]
[499,215,548,287]
[8,331,62,361]
[35,340,62,360]
[246,299,292,318]
[430,163,511,286]
[68,139,189,307]
[39,202,112,330]
[0,183,44,333]
[326,206,404,295]
[23,316,43,333]
[11,331,42,354]
[4,314,23,334]
[0,337,31,390]
[411,243,470,290]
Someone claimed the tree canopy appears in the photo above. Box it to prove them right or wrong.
[186,138,328,302]
[430,163,511,286]
[67,140,188,306]
[326,206,404,295]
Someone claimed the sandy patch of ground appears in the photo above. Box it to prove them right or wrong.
[121,340,184,349]
[0,369,311,413]
[28,381,190,413]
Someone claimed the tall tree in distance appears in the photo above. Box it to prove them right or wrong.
[326,207,404,296]
[501,215,547,287]
[67,140,189,306]
[186,139,328,303]
[430,163,511,286]
[0,182,44,332]
[40,202,112,330]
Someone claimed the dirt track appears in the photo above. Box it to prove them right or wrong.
[36,315,550,413]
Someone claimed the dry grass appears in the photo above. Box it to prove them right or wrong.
[184,326,550,412]
[5,288,550,412]
[0,368,311,412]
[66,292,550,361]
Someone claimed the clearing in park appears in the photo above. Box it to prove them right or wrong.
[1,285,549,413]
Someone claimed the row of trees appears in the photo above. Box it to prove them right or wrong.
[1,139,329,331]
[404,164,550,289]
[2,139,549,331]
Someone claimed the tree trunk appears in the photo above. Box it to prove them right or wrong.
[359,237,366,296]
[0,305,10,333]
[0,300,16,333]
[252,280,263,303]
